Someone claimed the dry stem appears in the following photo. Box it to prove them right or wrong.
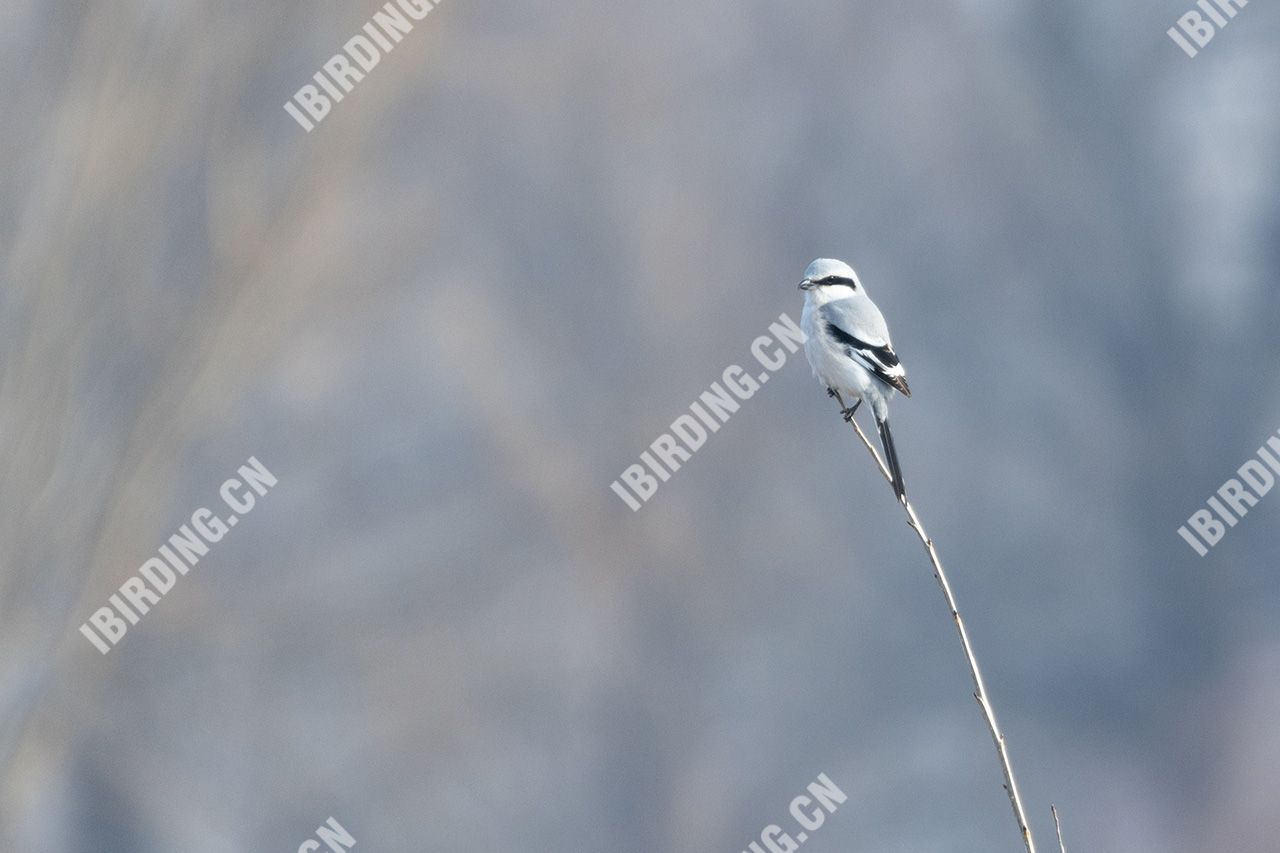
[831,390,1040,853]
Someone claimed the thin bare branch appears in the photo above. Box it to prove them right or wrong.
[1051,806,1066,853]
[831,390,1040,853]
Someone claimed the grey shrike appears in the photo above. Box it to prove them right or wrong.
[799,258,911,501]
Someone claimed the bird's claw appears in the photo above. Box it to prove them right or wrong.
[829,388,860,421]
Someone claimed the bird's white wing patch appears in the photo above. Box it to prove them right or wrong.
[819,300,910,396]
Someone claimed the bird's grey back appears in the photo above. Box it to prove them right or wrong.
[819,293,892,346]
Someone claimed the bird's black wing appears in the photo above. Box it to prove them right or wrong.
[824,321,912,397]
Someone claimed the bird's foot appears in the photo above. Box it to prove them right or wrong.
[826,387,838,399]
[840,401,862,422]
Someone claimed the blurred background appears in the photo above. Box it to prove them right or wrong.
[2,0,1279,850]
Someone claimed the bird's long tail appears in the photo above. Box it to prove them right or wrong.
[876,417,907,503]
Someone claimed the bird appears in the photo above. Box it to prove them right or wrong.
[799,258,911,502]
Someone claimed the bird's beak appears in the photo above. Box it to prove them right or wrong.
[798,279,813,291]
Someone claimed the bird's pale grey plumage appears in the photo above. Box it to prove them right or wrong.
[799,258,911,500]
[818,299,910,397]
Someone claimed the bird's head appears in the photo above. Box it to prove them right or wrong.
[798,258,862,300]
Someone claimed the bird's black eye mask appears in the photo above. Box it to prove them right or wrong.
[824,276,856,288]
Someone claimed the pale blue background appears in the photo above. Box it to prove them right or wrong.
[1,1,1278,850]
